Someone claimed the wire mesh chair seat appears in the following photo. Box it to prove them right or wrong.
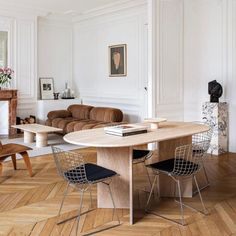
[192,124,213,192]
[64,163,117,185]
[145,143,208,226]
[52,146,121,235]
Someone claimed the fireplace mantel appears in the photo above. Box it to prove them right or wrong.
[0,89,17,136]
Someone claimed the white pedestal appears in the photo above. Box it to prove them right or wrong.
[202,102,228,155]
[36,98,82,124]
[24,131,34,143]
[36,133,48,148]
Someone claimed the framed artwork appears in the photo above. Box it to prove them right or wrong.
[109,44,127,77]
[39,78,54,100]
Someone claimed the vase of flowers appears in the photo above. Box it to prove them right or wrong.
[0,67,14,90]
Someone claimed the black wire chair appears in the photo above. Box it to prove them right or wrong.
[51,146,121,235]
[192,123,213,192]
[145,143,208,226]
[133,149,153,191]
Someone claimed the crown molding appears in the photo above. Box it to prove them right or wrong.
[38,14,73,27]
[72,0,147,23]
[0,2,50,19]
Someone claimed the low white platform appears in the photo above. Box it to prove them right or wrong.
[36,98,82,124]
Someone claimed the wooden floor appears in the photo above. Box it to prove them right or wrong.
[0,148,236,236]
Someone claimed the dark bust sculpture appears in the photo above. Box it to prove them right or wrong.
[208,80,223,103]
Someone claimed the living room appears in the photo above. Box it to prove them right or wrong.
[0,0,236,235]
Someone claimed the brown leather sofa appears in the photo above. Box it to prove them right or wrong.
[46,104,123,133]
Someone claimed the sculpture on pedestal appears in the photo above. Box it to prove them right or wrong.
[208,80,223,103]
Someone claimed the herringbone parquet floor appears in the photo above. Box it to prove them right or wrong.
[0,148,236,236]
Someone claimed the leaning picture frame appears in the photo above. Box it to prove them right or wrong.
[39,78,54,100]
[109,44,127,77]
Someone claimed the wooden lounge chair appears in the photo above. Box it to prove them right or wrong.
[0,141,33,177]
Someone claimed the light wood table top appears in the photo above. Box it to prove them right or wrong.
[64,122,209,147]
[12,124,62,133]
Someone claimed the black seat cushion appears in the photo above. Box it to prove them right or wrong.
[133,149,152,160]
[146,158,199,176]
[64,163,117,183]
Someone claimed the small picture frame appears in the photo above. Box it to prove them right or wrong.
[109,44,127,77]
[39,78,54,100]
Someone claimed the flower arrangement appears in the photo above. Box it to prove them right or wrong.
[0,67,14,88]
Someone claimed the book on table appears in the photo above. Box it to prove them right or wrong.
[104,124,148,136]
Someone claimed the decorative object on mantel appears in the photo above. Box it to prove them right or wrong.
[208,80,223,103]
[0,89,17,136]
[39,78,54,100]
[202,102,228,155]
[61,82,74,99]
[53,92,60,100]
[143,118,167,129]
[0,67,14,89]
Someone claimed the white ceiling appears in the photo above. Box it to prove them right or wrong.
[0,0,120,14]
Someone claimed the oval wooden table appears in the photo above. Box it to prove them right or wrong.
[64,121,209,225]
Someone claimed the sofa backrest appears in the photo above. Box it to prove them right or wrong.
[89,107,123,122]
[68,104,94,120]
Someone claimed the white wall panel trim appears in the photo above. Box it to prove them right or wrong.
[73,0,147,23]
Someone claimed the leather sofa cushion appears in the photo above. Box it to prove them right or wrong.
[65,119,90,133]
[89,107,123,122]
[47,110,72,120]
[68,105,93,120]
[73,120,106,132]
[51,117,78,132]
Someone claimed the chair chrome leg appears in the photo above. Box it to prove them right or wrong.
[193,162,210,195]
[145,175,157,211]
[177,179,185,226]
[108,184,120,225]
[80,183,121,236]
[202,162,210,187]
[89,187,93,209]
[76,190,84,235]
[143,162,152,190]
[57,182,70,224]
[193,175,208,214]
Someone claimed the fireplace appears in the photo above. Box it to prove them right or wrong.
[0,90,17,136]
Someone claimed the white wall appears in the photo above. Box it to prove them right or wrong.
[183,0,226,121]
[38,17,73,96]
[150,0,236,152]
[73,1,148,122]
[229,0,236,152]
[0,12,37,134]
[183,0,236,151]
[157,0,184,121]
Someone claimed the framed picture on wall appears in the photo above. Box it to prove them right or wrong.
[109,44,127,77]
[39,77,54,100]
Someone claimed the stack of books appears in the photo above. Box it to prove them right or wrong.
[104,124,148,136]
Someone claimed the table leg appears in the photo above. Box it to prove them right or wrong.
[97,147,134,224]
[24,131,34,143]
[36,133,48,148]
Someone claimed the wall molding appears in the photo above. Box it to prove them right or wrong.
[73,0,147,23]
[0,3,49,19]
[159,0,184,105]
